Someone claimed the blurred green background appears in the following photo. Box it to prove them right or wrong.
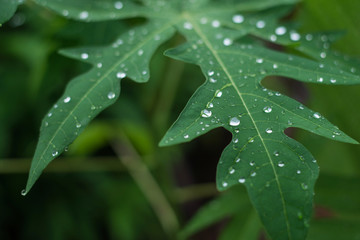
[0,1,360,239]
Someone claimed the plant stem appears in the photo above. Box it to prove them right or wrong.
[111,137,180,237]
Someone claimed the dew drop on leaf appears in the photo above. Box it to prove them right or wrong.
[273,151,279,157]
[223,38,232,46]
[81,53,89,59]
[256,58,263,64]
[184,134,189,139]
[201,109,212,118]
[229,117,240,126]
[263,106,272,113]
[232,14,244,24]
[275,26,286,35]
[256,20,266,29]
[211,20,220,28]
[249,161,255,166]
[21,189,26,196]
[215,90,223,98]
[313,112,321,119]
[330,79,337,83]
[76,123,81,128]
[52,151,58,157]
[114,1,123,9]
[278,161,285,167]
[265,128,273,134]
[290,31,301,41]
[116,72,126,79]
[222,181,228,187]
[63,96,71,103]
[250,171,256,177]
[229,167,235,174]
[238,178,245,183]
[235,158,241,163]
[107,92,116,99]
[79,11,89,20]
[297,170,301,174]
[317,77,324,83]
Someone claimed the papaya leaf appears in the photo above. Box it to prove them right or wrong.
[25,0,360,239]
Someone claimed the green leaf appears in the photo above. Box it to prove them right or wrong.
[23,19,176,194]
[0,0,20,24]
[26,0,360,239]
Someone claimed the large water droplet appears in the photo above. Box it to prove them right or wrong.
[229,117,240,126]
[107,92,116,99]
[81,53,89,59]
[114,1,123,9]
[275,26,286,35]
[265,128,273,134]
[201,109,212,118]
[223,38,232,46]
[215,90,222,97]
[238,178,246,183]
[263,106,272,113]
[232,14,244,23]
[256,20,266,29]
[116,72,126,79]
[313,112,321,119]
[64,96,71,103]
[79,11,89,19]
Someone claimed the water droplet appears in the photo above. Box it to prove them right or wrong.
[223,38,232,46]
[201,109,212,118]
[238,178,246,183]
[273,64,278,69]
[114,1,123,9]
[301,183,308,190]
[47,112,52,117]
[298,105,304,110]
[232,138,238,143]
[208,70,214,76]
[63,96,71,103]
[215,90,223,97]
[183,22,193,30]
[290,31,301,41]
[313,112,321,119]
[305,34,313,41]
[256,58,263,64]
[320,52,326,58]
[235,158,241,163]
[265,128,273,134]
[209,78,217,83]
[270,35,277,41]
[330,78,336,83]
[76,123,81,128]
[249,161,255,166]
[273,151,279,157]
[97,63,102,68]
[256,20,266,29]
[229,167,235,174]
[229,117,240,126]
[52,151,58,157]
[107,92,116,99]
[297,170,301,174]
[79,11,89,19]
[232,14,244,23]
[21,189,26,196]
[317,77,324,83]
[211,20,220,28]
[278,161,285,167]
[81,53,89,59]
[263,106,272,113]
[250,171,256,177]
[222,181,228,187]
[207,102,214,108]
[275,26,287,35]
[116,72,126,79]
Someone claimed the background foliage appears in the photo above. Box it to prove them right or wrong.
[0,0,360,239]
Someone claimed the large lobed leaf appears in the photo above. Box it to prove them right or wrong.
[24,0,360,239]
